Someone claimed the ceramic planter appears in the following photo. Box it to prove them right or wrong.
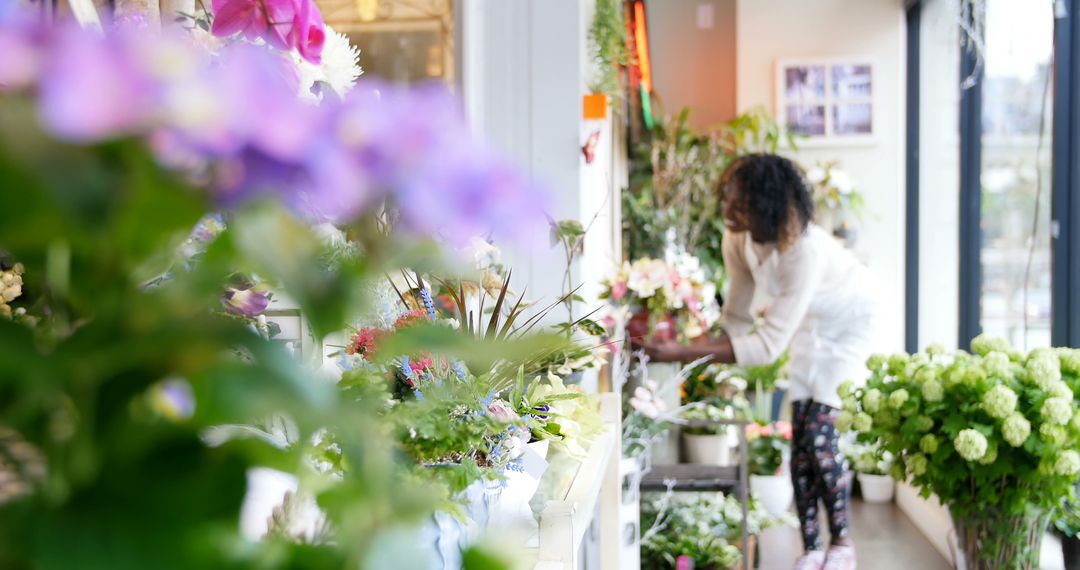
[749,473,793,518]
[682,432,736,466]
[857,472,895,503]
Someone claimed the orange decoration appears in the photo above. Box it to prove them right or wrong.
[634,1,652,93]
[583,93,608,120]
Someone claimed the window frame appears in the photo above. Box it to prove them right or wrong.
[906,0,1080,350]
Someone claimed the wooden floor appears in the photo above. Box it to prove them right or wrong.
[758,499,951,570]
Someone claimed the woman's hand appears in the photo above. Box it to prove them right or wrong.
[637,339,689,363]
[633,333,738,365]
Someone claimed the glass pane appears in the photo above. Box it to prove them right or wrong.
[831,64,872,98]
[979,0,1054,350]
[832,103,872,135]
[785,104,826,136]
[784,65,826,100]
[316,0,455,85]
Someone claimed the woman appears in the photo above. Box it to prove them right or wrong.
[643,154,878,570]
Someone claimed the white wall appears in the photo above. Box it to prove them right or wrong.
[648,0,738,130]
[461,0,626,383]
[461,0,588,316]
[736,0,907,352]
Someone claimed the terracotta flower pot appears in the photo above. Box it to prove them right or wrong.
[627,310,677,343]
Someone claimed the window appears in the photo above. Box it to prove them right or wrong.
[977,0,1054,350]
[908,0,1080,350]
[316,0,456,85]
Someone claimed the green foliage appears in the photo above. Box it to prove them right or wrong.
[640,492,791,570]
[680,401,743,437]
[719,105,796,156]
[623,106,793,291]
[0,107,497,569]
[587,0,630,105]
[747,435,787,477]
[841,439,894,476]
[1056,483,1080,537]
[843,337,1080,546]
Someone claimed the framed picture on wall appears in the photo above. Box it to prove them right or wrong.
[775,59,876,145]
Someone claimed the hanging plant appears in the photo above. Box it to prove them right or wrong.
[587,0,630,106]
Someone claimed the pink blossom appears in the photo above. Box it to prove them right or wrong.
[210,0,325,64]
[774,420,793,441]
[610,280,628,301]
[409,356,433,374]
[487,399,519,422]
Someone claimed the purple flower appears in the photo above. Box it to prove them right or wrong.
[150,378,196,421]
[222,280,272,316]
[1,9,550,246]
[396,138,548,246]
[0,9,44,91]
[37,27,161,141]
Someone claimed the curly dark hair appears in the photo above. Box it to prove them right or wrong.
[718,153,814,249]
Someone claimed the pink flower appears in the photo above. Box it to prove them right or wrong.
[610,280,628,301]
[487,399,519,422]
[210,0,325,64]
[409,356,433,374]
[774,420,793,441]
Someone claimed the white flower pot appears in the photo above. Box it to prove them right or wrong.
[682,433,736,466]
[857,472,895,503]
[750,474,794,517]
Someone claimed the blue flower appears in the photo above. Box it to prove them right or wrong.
[452,360,468,381]
[420,287,437,321]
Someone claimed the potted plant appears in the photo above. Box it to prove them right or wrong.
[681,401,740,466]
[641,491,795,570]
[842,440,895,503]
[840,337,1080,570]
[1056,485,1080,570]
[805,160,865,248]
[746,421,794,517]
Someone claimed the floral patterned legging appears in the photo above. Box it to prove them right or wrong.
[791,399,850,552]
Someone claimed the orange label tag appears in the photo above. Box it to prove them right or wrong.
[583,94,608,120]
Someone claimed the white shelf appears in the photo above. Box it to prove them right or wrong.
[520,393,622,570]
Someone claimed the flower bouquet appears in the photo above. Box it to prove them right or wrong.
[840,336,1080,569]
[601,251,719,343]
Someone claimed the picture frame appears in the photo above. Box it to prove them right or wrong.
[775,58,876,146]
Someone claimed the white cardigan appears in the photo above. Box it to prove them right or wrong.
[721,226,878,407]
